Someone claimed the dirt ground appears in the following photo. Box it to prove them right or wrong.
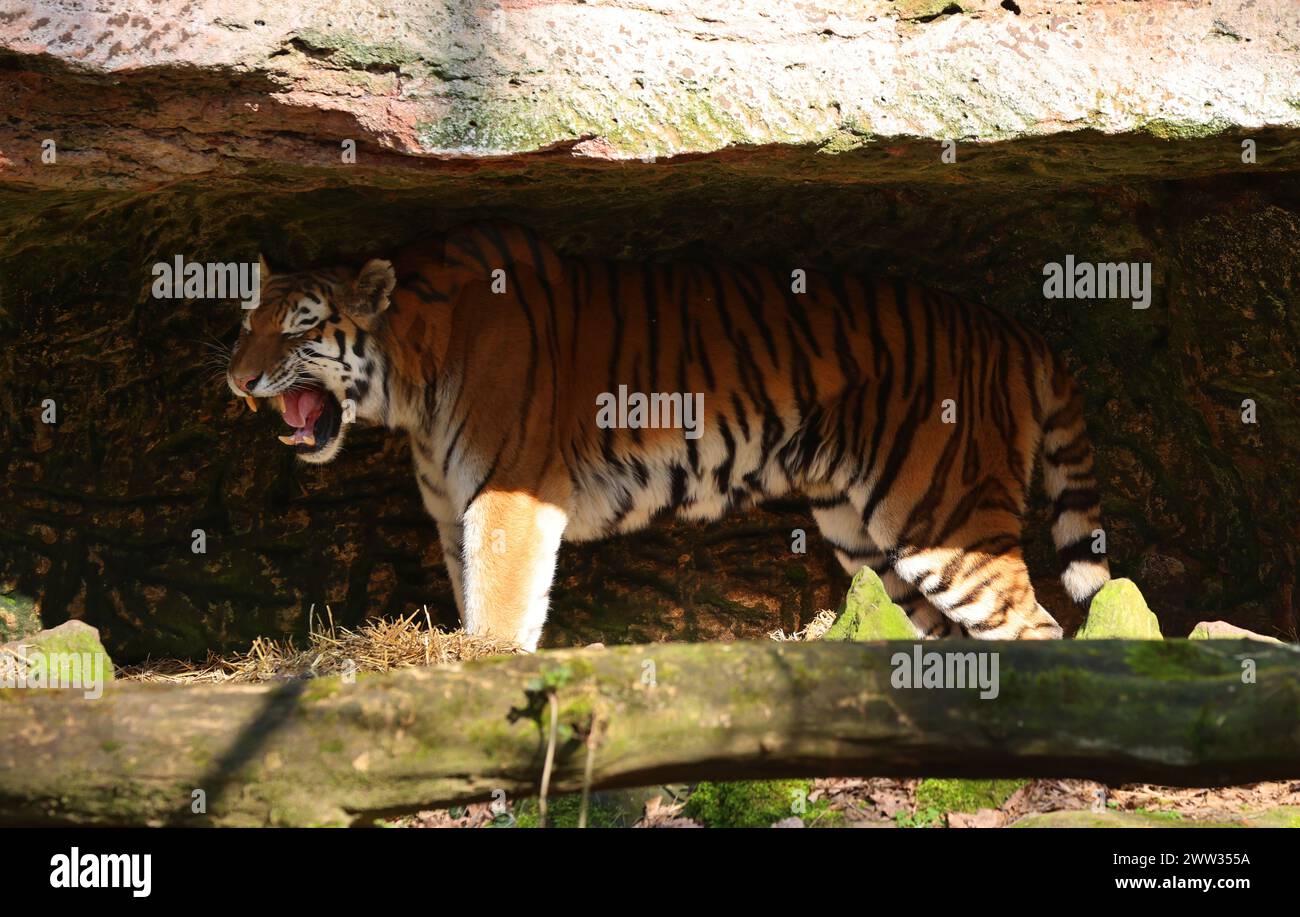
[401,778,1300,829]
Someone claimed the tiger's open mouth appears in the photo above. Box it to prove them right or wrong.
[243,383,342,456]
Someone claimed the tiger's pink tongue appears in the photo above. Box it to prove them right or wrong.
[282,389,324,429]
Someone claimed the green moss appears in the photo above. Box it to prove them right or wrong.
[301,678,343,702]
[683,779,834,828]
[463,718,523,758]
[1013,808,1295,828]
[1247,806,1300,828]
[0,591,41,643]
[416,83,763,158]
[1138,117,1234,141]
[896,807,946,828]
[292,29,422,73]
[1133,807,1183,821]
[818,117,875,154]
[1124,641,1238,680]
[417,102,580,155]
[915,778,1028,814]
[510,792,635,828]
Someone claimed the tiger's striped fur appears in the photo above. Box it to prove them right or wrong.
[227,223,1110,649]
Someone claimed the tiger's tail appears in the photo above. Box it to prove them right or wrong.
[1038,352,1111,605]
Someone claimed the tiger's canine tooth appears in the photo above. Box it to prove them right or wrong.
[244,395,258,412]
[278,434,296,446]
[302,434,316,447]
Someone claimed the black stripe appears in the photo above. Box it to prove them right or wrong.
[862,391,929,530]
[714,418,736,494]
[773,265,823,358]
[1052,488,1100,519]
[1046,435,1091,466]
[1057,536,1105,566]
[669,463,689,510]
[732,267,780,368]
[893,281,915,395]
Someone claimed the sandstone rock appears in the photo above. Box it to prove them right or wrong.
[1188,621,1285,644]
[3,1,1300,189]
[770,817,806,828]
[947,808,1007,829]
[1075,579,1163,640]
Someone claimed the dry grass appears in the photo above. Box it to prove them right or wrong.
[767,608,836,643]
[118,606,522,684]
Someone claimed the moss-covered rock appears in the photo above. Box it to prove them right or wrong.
[1075,579,1163,640]
[1246,806,1300,828]
[1012,807,1300,828]
[1,620,114,686]
[822,568,917,641]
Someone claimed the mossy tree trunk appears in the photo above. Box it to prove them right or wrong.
[2,640,1298,827]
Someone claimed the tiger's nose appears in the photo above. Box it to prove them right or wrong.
[234,373,261,393]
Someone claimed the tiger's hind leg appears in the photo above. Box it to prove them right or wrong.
[883,532,1063,640]
[810,497,963,638]
[906,602,967,640]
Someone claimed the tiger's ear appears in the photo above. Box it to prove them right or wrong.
[348,258,396,328]
[240,254,272,311]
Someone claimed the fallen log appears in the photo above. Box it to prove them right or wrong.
[2,639,1298,826]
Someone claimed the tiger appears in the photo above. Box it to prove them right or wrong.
[226,222,1111,650]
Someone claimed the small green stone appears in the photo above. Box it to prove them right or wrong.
[823,567,917,641]
[1075,578,1162,640]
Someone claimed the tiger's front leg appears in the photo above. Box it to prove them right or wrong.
[460,489,568,651]
[434,519,466,620]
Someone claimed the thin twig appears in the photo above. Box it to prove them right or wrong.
[538,691,560,828]
[578,716,603,829]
